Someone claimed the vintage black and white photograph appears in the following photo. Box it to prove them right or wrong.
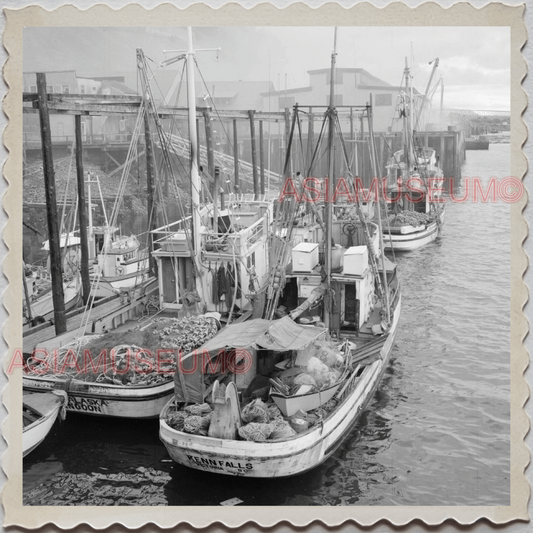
[3,2,528,527]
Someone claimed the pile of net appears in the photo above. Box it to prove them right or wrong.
[23,316,219,386]
[166,402,213,435]
[237,399,296,442]
[281,339,346,393]
[165,398,297,442]
[386,211,431,228]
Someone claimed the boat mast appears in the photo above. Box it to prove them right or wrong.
[186,27,203,289]
[367,100,391,326]
[324,27,338,329]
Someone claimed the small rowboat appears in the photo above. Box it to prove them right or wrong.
[23,391,67,457]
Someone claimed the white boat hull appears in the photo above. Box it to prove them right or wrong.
[24,278,81,328]
[23,394,63,457]
[384,210,445,252]
[159,296,401,478]
[23,377,174,419]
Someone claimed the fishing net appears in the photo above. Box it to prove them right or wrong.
[293,373,317,387]
[241,398,269,424]
[269,420,296,440]
[166,411,188,431]
[184,403,212,416]
[238,422,272,442]
[24,316,219,387]
[183,413,212,435]
[266,404,284,422]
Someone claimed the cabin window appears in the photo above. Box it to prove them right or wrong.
[375,93,392,106]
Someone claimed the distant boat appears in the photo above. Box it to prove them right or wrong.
[23,391,67,457]
[383,58,445,252]
[384,146,445,252]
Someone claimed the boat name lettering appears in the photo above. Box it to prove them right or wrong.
[67,396,107,413]
[186,454,253,471]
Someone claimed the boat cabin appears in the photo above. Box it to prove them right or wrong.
[151,197,272,312]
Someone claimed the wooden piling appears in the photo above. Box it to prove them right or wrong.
[249,110,259,198]
[259,120,265,196]
[36,73,67,335]
[284,108,292,177]
[233,119,240,194]
[144,109,157,276]
[307,108,314,174]
[74,115,91,305]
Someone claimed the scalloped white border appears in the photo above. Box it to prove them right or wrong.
[1,2,529,529]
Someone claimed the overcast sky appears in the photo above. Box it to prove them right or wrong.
[24,26,510,111]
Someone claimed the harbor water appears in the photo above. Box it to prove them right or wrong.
[23,144,511,506]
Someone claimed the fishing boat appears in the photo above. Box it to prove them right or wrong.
[159,28,401,478]
[23,391,67,457]
[23,267,81,329]
[383,59,445,252]
[22,38,268,418]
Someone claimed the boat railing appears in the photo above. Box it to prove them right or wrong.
[201,216,266,256]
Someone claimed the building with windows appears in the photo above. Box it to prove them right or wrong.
[23,71,138,150]
[262,67,428,133]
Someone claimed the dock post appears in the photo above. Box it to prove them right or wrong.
[36,73,67,335]
[144,109,157,276]
[259,120,266,196]
[284,108,292,177]
[74,115,91,305]
[233,119,240,195]
[249,110,259,199]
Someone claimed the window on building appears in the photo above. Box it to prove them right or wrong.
[326,71,343,85]
[279,96,295,109]
[46,85,53,93]
[62,84,70,94]
[326,94,343,106]
[375,93,392,106]
[55,85,61,93]
[80,85,85,94]
[29,85,37,93]
[92,86,97,94]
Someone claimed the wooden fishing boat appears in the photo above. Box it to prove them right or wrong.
[23,271,81,329]
[23,375,175,419]
[23,391,67,457]
[90,230,150,299]
[159,28,402,478]
[383,59,445,252]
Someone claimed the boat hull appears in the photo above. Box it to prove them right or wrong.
[159,296,401,478]
[23,377,174,419]
[23,393,63,457]
[384,210,444,252]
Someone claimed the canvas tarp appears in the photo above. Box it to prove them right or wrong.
[175,317,327,403]
[254,316,327,351]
